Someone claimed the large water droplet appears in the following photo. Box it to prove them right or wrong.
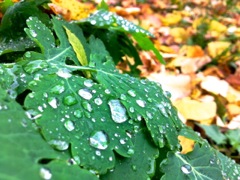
[40,168,52,180]
[181,164,192,174]
[73,110,82,118]
[89,131,108,150]
[64,120,75,131]
[48,140,69,150]
[63,95,77,106]
[136,99,146,107]
[51,85,65,94]
[78,89,92,100]
[127,89,136,97]
[48,97,58,109]
[108,99,128,123]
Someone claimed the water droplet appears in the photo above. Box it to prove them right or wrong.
[136,99,146,107]
[48,140,69,150]
[132,165,137,171]
[104,89,111,94]
[127,148,134,155]
[64,120,75,131]
[48,97,58,109]
[78,89,92,100]
[40,168,52,180]
[90,20,97,25]
[181,164,192,174]
[129,107,135,113]
[29,29,37,37]
[146,111,153,119]
[24,51,31,58]
[120,139,126,144]
[84,79,94,87]
[82,101,92,112]
[108,99,128,123]
[90,131,108,150]
[74,110,82,118]
[63,95,77,106]
[120,94,127,100]
[94,97,103,105]
[24,60,48,74]
[51,85,65,94]
[127,89,136,97]
[56,68,72,79]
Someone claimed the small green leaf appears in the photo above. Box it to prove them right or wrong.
[64,26,91,78]
[197,124,227,145]
[160,143,223,179]
[226,129,240,153]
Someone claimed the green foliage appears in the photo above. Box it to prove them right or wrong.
[1,2,240,179]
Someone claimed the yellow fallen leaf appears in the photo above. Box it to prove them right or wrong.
[49,0,95,21]
[64,27,91,78]
[192,17,209,29]
[207,41,231,59]
[201,76,229,97]
[170,27,188,44]
[227,104,240,118]
[180,45,205,58]
[173,97,217,121]
[178,135,195,154]
[160,11,182,26]
[209,20,227,37]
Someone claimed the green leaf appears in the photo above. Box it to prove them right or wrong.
[0,1,50,56]
[81,9,153,37]
[216,151,240,179]
[132,33,165,64]
[101,129,159,179]
[226,129,240,153]
[197,124,227,145]
[0,79,97,180]
[160,143,223,179]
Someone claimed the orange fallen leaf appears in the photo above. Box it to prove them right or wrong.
[178,135,195,154]
[173,97,217,121]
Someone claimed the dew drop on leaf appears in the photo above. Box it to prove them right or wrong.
[63,95,77,106]
[136,99,146,107]
[78,89,93,100]
[50,85,65,94]
[181,164,192,174]
[94,97,103,105]
[73,110,82,118]
[127,89,136,97]
[108,99,128,123]
[64,120,75,131]
[90,20,97,25]
[120,94,127,100]
[47,97,58,109]
[104,89,111,94]
[127,148,134,155]
[89,131,108,150]
[56,68,72,79]
[29,29,37,37]
[48,140,69,150]
[39,168,52,180]
[82,101,92,112]
[129,107,135,113]
[84,79,94,87]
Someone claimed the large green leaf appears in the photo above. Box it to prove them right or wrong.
[0,1,49,56]
[0,77,97,180]
[160,143,223,179]
[101,128,159,179]
[19,16,182,174]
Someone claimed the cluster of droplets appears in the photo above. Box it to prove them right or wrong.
[86,9,152,36]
